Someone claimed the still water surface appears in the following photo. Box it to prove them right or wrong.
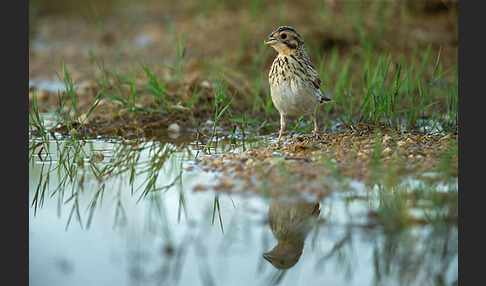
[29,136,457,286]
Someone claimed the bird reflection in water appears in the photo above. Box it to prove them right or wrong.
[263,198,320,269]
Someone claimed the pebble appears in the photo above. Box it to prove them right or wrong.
[167,123,181,133]
[382,147,393,156]
[37,89,49,101]
[244,159,254,167]
[382,134,391,144]
[90,151,104,163]
[208,159,223,167]
[78,113,89,123]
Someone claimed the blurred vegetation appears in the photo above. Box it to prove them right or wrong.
[29,0,458,135]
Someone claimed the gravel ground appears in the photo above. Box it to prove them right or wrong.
[191,128,458,198]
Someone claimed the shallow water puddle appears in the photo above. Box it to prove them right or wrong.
[29,135,457,285]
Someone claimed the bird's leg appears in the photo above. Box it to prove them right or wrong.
[311,112,318,138]
[277,114,286,144]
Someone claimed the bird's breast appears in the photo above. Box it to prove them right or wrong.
[269,57,320,116]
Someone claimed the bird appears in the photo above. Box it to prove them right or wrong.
[264,26,331,144]
[263,199,321,269]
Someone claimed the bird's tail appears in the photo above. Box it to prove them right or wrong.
[319,96,332,103]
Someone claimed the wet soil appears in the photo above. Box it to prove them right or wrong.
[192,128,457,198]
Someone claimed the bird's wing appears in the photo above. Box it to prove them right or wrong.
[302,54,322,90]
[303,55,333,101]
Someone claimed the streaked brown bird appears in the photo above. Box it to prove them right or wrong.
[264,26,332,144]
[263,199,320,269]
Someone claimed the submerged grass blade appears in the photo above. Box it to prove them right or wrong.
[212,196,224,234]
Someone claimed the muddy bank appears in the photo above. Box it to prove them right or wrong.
[192,128,457,198]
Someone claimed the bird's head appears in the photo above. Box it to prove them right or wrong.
[264,26,304,56]
[263,241,304,270]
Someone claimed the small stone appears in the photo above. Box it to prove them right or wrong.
[244,159,254,167]
[220,177,235,188]
[78,113,89,123]
[382,147,393,156]
[90,151,104,163]
[36,89,49,101]
[167,123,181,133]
[201,156,211,164]
[382,134,391,143]
[208,159,223,167]
[193,184,206,192]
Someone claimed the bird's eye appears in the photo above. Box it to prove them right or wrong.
[281,33,287,39]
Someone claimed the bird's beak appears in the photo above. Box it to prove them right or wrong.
[263,252,275,262]
[264,35,277,45]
